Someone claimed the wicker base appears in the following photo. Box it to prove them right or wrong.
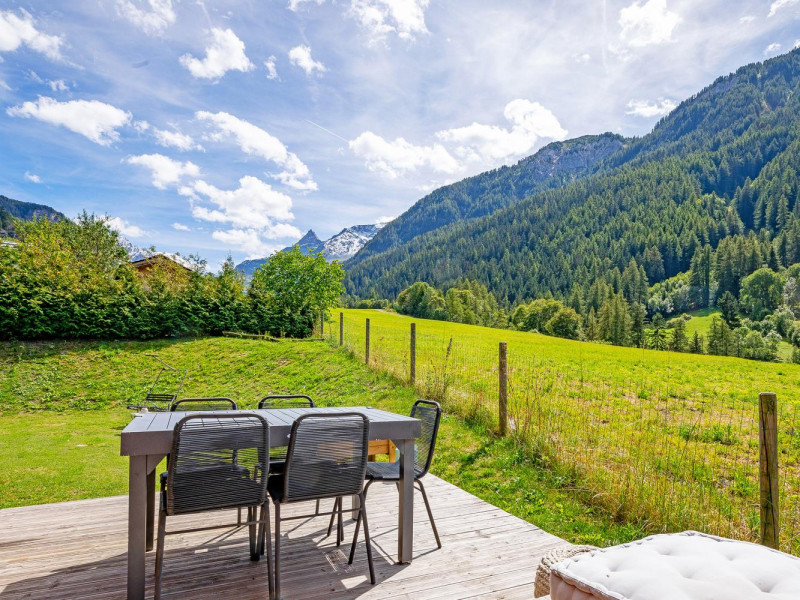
[534,545,597,598]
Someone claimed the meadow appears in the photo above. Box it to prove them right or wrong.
[333,309,800,555]
[0,336,641,548]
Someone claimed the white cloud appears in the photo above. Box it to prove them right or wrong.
[152,127,201,151]
[769,0,799,17]
[116,0,175,35]
[264,56,279,80]
[288,0,325,10]
[180,176,301,245]
[172,222,190,231]
[574,53,591,63]
[0,9,64,61]
[288,44,326,76]
[349,0,430,42]
[739,15,756,23]
[436,99,568,165]
[625,97,677,117]
[124,153,200,189]
[106,216,146,238]
[764,42,782,55]
[618,0,681,48]
[24,171,42,183]
[375,215,395,226]
[349,132,459,178]
[196,110,316,190]
[179,28,254,79]
[795,39,800,49]
[48,79,68,91]
[7,96,131,145]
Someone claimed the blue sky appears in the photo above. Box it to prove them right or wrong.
[1,0,799,269]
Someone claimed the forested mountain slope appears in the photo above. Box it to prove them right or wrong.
[345,49,800,303]
[348,133,626,266]
[0,195,65,238]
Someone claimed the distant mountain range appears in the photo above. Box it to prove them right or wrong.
[236,223,385,277]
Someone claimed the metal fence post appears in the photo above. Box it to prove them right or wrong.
[410,323,416,385]
[499,342,508,436]
[365,318,370,365]
[759,392,779,549]
[339,312,344,347]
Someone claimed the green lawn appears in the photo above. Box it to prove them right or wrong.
[335,309,800,554]
[0,337,641,548]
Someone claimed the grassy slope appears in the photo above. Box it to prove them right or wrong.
[338,309,800,408]
[0,337,641,548]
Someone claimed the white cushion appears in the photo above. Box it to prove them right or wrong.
[550,531,800,600]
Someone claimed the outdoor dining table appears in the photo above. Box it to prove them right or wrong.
[120,406,421,600]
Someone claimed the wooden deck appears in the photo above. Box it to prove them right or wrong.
[0,475,568,599]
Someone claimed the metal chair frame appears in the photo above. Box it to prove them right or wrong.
[269,412,375,600]
[357,400,443,549]
[170,397,238,411]
[155,413,273,599]
[257,394,315,409]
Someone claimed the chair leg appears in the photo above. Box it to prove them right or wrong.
[417,479,442,549]
[274,502,281,600]
[248,506,259,560]
[337,498,344,546]
[315,499,320,516]
[359,492,376,584]
[348,506,362,564]
[326,496,340,538]
[260,503,274,598]
[154,508,167,600]
[238,506,242,525]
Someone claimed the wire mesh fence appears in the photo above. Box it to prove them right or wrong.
[328,310,800,555]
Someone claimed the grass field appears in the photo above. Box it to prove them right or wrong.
[0,337,642,548]
[333,309,800,554]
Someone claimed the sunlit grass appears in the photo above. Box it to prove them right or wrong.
[334,309,800,555]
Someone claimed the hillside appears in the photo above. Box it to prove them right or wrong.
[0,195,65,238]
[345,49,800,303]
[348,133,625,267]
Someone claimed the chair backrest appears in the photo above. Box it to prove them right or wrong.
[171,397,237,412]
[282,413,368,502]
[258,394,315,409]
[166,413,268,515]
[411,400,441,478]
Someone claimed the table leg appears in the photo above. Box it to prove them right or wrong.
[146,470,155,551]
[398,438,414,563]
[127,455,148,600]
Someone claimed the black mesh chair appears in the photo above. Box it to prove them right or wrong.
[268,413,375,599]
[155,413,273,599]
[362,400,442,549]
[170,397,238,411]
[259,394,321,515]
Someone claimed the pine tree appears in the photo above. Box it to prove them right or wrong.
[671,318,688,352]
[690,331,704,354]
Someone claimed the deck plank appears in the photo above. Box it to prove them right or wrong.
[0,475,569,599]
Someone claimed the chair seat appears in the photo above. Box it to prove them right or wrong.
[365,461,423,481]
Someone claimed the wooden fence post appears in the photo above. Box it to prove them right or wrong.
[410,323,416,385]
[759,392,779,549]
[365,318,370,365]
[339,312,344,347]
[499,342,508,436]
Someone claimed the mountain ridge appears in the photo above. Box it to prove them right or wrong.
[344,48,800,304]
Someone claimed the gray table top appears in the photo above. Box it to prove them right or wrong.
[120,406,421,456]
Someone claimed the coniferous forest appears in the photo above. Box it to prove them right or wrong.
[343,49,800,361]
